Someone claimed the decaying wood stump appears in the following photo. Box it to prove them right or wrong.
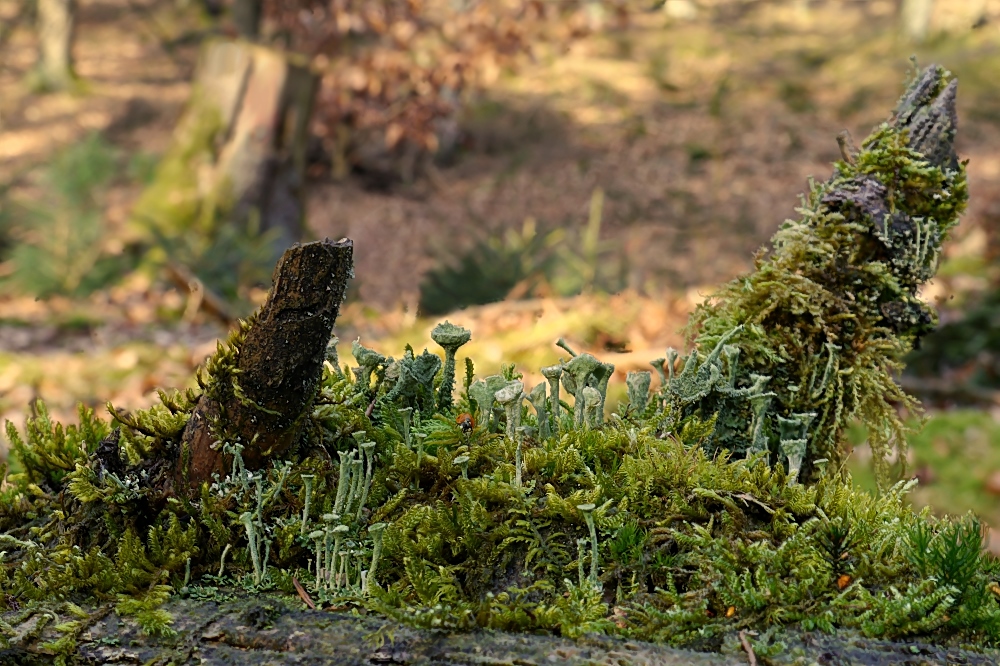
[175,237,353,488]
[131,38,317,251]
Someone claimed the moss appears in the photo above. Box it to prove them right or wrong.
[686,63,967,484]
[129,88,225,240]
[2,66,997,661]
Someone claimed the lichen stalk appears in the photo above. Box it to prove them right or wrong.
[309,529,324,586]
[356,442,377,521]
[454,455,470,480]
[565,354,600,428]
[331,525,348,590]
[626,371,651,414]
[594,363,614,425]
[365,523,387,596]
[333,453,350,516]
[346,455,364,515]
[431,322,472,412]
[218,543,231,577]
[299,474,316,536]
[495,381,524,485]
[582,387,602,430]
[413,432,427,485]
[540,365,563,434]
[241,511,263,585]
[577,503,598,587]
[527,383,550,440]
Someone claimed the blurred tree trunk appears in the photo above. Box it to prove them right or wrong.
[35,0,75,90]
[900,0,935,41]
[131,39,317,253]
[232,0,262,39]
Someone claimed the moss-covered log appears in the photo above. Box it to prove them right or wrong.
[3,65,999,666]
[3,596,998,666]
[177,237,353,488]
[684,64,967,482]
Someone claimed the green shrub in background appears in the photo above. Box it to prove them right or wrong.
[419,188,623,315]
[2,133,130,298]
[0,127,281,315]
[419,217,557,316]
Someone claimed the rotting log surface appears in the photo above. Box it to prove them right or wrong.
[3,596,998,666]
[177,238,353,487]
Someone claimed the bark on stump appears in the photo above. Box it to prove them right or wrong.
[175,238,353,488]
[131,38,317,252]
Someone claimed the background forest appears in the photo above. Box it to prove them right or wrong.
[2,0,1000,552]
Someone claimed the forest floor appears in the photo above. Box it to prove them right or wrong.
[3,0,1000,536]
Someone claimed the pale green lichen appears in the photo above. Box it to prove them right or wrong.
[431,321,472,411]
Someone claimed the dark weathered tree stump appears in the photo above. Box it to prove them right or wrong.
[175,238,353,488]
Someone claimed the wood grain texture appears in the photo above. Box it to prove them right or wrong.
[176,238,353,488]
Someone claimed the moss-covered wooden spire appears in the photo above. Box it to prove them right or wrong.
[680,64,967,482]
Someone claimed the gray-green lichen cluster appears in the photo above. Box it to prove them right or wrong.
[1,66,995,663]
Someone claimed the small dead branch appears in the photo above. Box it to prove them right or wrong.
[292,577,316,610]
[739,630,757,666]
[165,262,237,328]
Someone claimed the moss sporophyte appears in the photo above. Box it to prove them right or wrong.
[3,66,999,659]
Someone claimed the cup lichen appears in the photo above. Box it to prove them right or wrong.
[431,321,472,412]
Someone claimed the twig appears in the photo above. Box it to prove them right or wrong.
[739,630,757,666]
[165,261,237,328]
[292,576,316,610]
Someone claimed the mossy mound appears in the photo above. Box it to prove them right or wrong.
[2,65,997,663]
[688,63,967,483]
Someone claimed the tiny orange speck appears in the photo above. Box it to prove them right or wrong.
[837,574,852,590]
